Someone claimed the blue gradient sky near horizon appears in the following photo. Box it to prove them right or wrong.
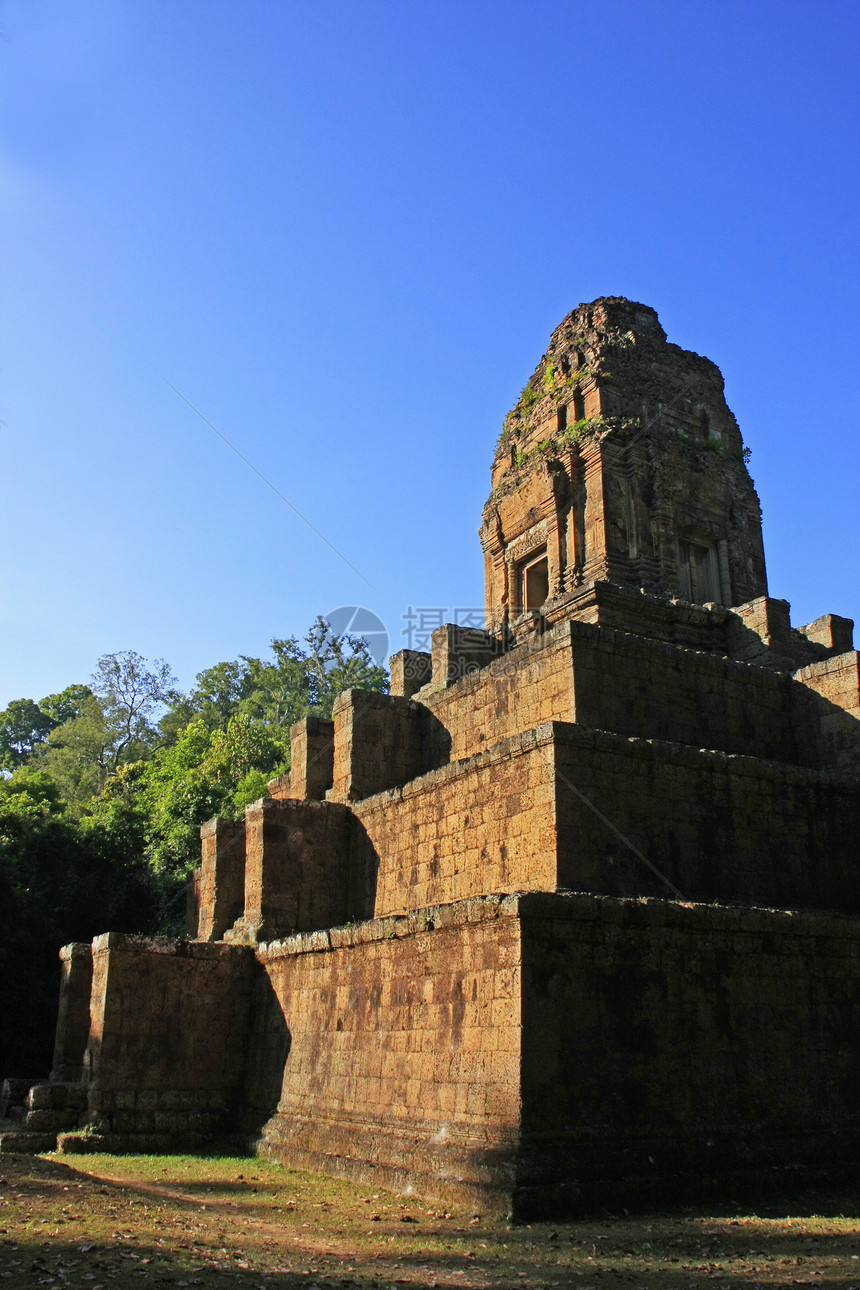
[1,0,858,708]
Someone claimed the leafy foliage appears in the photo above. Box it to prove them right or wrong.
[133,715,289,877]
[0,698,56,770]
[0,620,388,1070]
[91,650,179,769]
[0,685,95,773]
[39,684,93,727]
[41,694,117,805]
[0,768,159,1072]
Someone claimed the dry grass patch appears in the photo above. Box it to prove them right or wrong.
[1,1153,860,1288]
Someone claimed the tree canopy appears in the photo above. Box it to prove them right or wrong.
[0,617,388,1072]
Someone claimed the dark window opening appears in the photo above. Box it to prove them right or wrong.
[678,538,720,604]
[520,550,550,612]
[557,404,567,434]
[572,388,585,421]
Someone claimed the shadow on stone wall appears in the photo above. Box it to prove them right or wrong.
[239,960,291,1141]
[347,812,381,923]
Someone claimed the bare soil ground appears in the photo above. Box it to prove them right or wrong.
[1,1153,860,1289]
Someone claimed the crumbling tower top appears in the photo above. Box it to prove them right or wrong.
[481,297,768,637]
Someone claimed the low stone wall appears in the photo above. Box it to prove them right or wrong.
[52,892,860,1213]
[256,892,860,1215]
[51,943,93,1082]
[421,628,574,761]
[329,690,447,801]
[551,722,860,910]
[194,818,245,941]
[567,621,798,761]
[421,615,854,771]
[255,896,522,1211]
[350,720,859,919]
[517,892,860,1213]
[794,650,860,768]
[82,934,257,1143]
[352,729,558,917]
[238,799,352,941]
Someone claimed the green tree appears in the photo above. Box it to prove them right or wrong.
[187,659,252,729]
[85,621,386,881]
[91,650,179,767]
[303,616,387,711]
[240,639,311,730]
[0,698,56,771]
[39,684,93,727]
[0,767,158,1072]
[41,695,116,806]
[156,695,198,747]
[0,619,389,1068]
[39,655,180,807]
[133,715,288,878]
[238,618,387,729]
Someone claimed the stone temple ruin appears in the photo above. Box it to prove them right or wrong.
[4,297,860,1216]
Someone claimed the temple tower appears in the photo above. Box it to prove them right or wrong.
[480,297,768,636]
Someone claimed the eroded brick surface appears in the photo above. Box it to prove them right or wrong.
[481,298,767,633]
[353,730,559,916]
[517,893,860,1214]
[256,901,522,1207]
[81,934,257,1142]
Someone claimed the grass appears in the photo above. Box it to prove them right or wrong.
[1,1152,860,1288]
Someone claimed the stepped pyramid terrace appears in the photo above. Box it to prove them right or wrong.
[4,298,859,1218]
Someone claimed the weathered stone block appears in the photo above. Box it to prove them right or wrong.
[196,818,246,941]
[389,649,432,698]
[328,688,448,801]
[289,715,335,800]
[236,798,351,941]
[51,943,93,1082]
[25,1108,79,1132]
[430,625,503,689]
[799,613,854,654]
[0,1132,59,1155]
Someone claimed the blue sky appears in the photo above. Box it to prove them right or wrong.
[1,0,858,706]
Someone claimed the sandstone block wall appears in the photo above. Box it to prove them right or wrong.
[419,616,851,771]
[352,730,558,917]
[348,722,859,918]
[54,890,860,1213]
[567,622,799,761]
[430,624,504,688]
[546,580,734,651]
[83,934,256,1140]
[421,629,574,762]
[551,722,860,910]
[389,648,432,699]
[289,715,335,800]
[793,651,860,768]
[238,799,352,940]
[329,690,448,801]
[517,893,860,1212]
[245,891,860,1215]
[255,897,522,1209]
[799,613,855,654]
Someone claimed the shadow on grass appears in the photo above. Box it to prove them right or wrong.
[4,1153,860,1289]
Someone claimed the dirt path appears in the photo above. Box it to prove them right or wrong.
[3,1153,860,1289]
